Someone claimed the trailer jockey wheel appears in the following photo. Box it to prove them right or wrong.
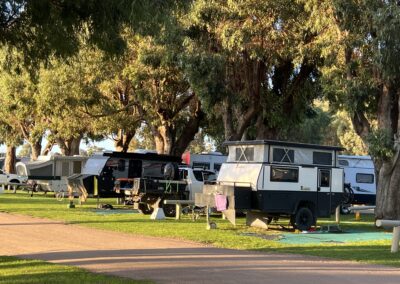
[292,207,314,231]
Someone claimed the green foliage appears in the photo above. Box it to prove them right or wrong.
[181,0,331,140]
[0,48,39,147]
[367,129,394,160]
[18,144,31,158]
[1,1,178,66]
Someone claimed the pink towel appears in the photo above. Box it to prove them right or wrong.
[215,194,227,211]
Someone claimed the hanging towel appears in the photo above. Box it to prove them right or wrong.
[215,194,227,211]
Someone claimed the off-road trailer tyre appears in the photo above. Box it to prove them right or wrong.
[291,207,315,231]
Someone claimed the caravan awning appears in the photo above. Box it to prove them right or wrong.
[82,156,109,175]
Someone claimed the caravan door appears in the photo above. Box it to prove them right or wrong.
[317,168,332,217]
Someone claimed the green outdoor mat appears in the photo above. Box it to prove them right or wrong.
[279,230,392,244]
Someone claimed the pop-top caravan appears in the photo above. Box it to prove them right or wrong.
[195,140,346,231]
[15,155,88,193]
[338,155,376,205]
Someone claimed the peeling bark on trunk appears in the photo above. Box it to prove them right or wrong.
[114,129,135,152]
[157,125,174,154]
[4,146,16,174]
[154,133,164,154]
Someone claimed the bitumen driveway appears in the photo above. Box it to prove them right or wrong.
[0,212,399,284]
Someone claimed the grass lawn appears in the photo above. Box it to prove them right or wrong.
[0,191,399,268]
[0,256,150,284]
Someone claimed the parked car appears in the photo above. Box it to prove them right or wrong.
[179,167,217,199]
[0,169,28,186]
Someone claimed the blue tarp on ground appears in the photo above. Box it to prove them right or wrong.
[279,230,392,244]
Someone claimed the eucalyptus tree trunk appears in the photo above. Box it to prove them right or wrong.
[222,55,264,142]
[171,100,204,156]
[57,136,82,156]
[152,100,204,156]
[155,125,174,155]
[4,146,16,174]
[351,82,400,220]
[30,139,42,160]
[374,84,400,220]
[114,129,135,152]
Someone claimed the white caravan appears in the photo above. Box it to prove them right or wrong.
[338,155,376,205]
[15,155,88,193]
[196,140,346,230]
[181,151,227,172]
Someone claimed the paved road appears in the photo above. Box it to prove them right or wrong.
[1,212,399,284]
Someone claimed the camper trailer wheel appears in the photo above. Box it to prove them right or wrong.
[163,204,176,217]
[138,203,153,215]
[293,207,314,231]
[340,205,351,215]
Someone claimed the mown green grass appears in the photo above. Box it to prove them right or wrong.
[0,256,150,284]
[0,191,399,268]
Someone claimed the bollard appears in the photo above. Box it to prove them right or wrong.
[175,204,181,220]
[391,226,400,253]
[335,206,340,224]
[375,220,400,253]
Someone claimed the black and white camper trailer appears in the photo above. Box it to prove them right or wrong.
[195,140,347,231]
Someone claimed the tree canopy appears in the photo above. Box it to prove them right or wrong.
[2,0,400,219]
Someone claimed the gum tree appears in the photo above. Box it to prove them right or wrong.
[183,0,328,141]
[321,0,400,219]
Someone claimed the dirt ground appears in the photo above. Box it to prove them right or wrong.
[1,212,399,284]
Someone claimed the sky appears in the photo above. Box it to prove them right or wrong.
[0,138,116,156]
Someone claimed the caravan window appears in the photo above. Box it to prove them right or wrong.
[193,170,204,181]
[61,162,70,176]
[73,161,81,174]
[356,173,374,184]
[313,151,332,165]
[273,148,294,163]
[214,163,222,171]
[338,159,349,166]
[235,147,254,161]
[319,170,331,187]
[270,166,299,183]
